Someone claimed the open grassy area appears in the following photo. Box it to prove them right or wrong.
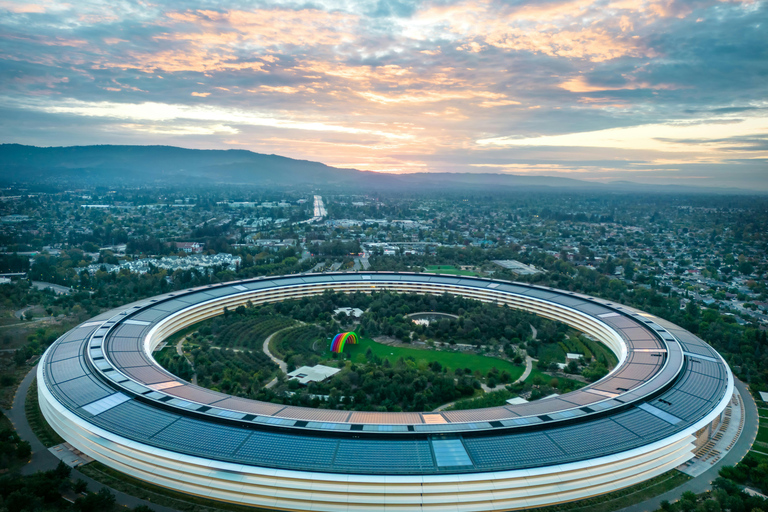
[741,408,768,469]
[25,377,64,448]
[756,426,768,444]
[748,450,768,462]
[423,265,482,276]
[345,337,524,378]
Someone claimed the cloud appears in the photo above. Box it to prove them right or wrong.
[559,76,682,93]
[0,0,766,188]
[477,115,768,152]
[6,96,413,140]
[0,2,46,13]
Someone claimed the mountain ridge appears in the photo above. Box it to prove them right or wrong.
[0,143,755,194]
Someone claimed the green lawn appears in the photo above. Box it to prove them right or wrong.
[758,407,768,417]
[748,451,768,463]
[423,265,482,276]
[343,338,524,379]
[756,426,768,444]
[540,343,566,363]
[423,269,482,276]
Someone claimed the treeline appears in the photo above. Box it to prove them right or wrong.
[719,453,768,496]
[156,307,295,395]
[516,254,766,391]
[270,324,329,370]
[654,475,768,512]
[311,240,361,257]
[0,460,154,512]
[154,350,194,382]
[358,290,559,350]
[370,249,766,393]
[22,245,315,314]
[193,346,278,394]
[203,309,295,349]
[0,421,30,468]
[0,254,30,273]
[449,371,585,411]
[257,356,479,412]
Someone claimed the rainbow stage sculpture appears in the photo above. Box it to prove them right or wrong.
[330,332,358,353]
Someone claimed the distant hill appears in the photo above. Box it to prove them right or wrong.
[0,144,365,187]
[0,144,752,194]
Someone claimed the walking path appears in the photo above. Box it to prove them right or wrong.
[678,388,746,477]
[175,338,197,385]
[262,328,293,389]
[263,330,288,374]
[3,365,180,512]
[514,356,534,384]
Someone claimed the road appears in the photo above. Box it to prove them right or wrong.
[3,365,180,512]
[295,195,327,225]
[31,281,72,295]
[313,195,327,217]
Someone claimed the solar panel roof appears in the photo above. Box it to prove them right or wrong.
[41,272,731,476]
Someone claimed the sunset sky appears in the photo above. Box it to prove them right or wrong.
[1,0,766,188]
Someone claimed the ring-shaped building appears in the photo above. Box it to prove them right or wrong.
[38,272,732,511]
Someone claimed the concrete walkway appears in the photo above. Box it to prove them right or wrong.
[3,365,180,512]
[514,356,534,384]
[263,329,289,374]
[3,365,56,475]
[679,389,745,477]
[617,378,758,512]
[174,338,197,385]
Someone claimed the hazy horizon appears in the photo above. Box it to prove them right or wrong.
[1,0,766,189]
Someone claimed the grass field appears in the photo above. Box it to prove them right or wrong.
[344,337,524,379]
[423,265,482,276]
[748,450,768,462]
[756,426,768,444]
[750,403,768,458]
